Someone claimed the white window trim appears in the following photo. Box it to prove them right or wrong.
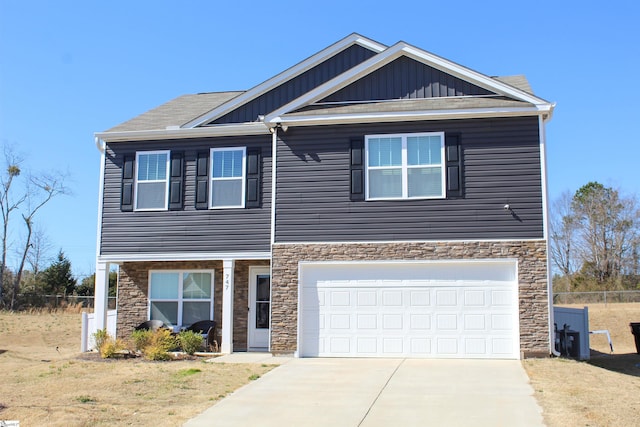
[209,147,246,209]
[147,269,215,330]
[365,132,446,201]
[134,150,170,211]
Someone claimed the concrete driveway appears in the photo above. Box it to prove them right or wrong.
[184,356,543,427]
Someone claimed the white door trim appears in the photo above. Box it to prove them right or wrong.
[248,266,271,350]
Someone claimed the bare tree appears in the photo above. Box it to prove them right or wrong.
[549,190,577,291]
[11,172,69,309]
[26,225,53,275]
[0,147,25,304]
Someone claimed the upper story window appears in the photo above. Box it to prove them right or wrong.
[135,151,170,210]
[210,147,246,208]
[365,132,445,200]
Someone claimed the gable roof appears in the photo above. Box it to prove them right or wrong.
[97,34,554,142]
[264,41,552,126]
[182,33,387,128]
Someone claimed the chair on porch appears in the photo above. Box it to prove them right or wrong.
[186,320,218,352]
[134,319,166,331]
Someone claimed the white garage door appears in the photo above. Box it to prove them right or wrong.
[299,260,519,359]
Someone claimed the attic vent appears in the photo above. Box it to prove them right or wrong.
[165,125,180,130]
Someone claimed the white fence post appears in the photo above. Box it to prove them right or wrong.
[81,312,88,352]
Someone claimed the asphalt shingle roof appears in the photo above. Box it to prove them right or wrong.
[107,91,244,132]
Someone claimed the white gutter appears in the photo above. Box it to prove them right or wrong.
[268,105,553,127]
[96,122,270,143]
[538,115,560,357]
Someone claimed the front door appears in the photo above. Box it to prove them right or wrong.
[248,266,270,349]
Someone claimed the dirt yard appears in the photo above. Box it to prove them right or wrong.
[0,310,274,426]
[524,303,640,427]
[1,305,638,426]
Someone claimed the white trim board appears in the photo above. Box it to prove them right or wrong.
[97,251,271,264]
[184,33,387,128]
[96,122,270,143]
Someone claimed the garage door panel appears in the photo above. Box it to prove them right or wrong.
[410,290,430,306]
[357,291,377,306]
[299,261,519,359]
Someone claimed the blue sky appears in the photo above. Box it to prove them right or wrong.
[1,1,639,277]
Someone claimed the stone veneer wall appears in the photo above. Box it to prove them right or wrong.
[116,259,269,348]
[116,261,221,340]
[271,241,549,358]
[232,260,271,351]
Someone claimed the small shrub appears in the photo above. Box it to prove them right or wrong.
[142,328,177,361]
[99,337,127,358]
[92,329,109,352]
[178,330,204,355]
[131,329,153,352]
[249,374,260,381]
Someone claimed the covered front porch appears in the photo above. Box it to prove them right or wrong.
[92,256,271,354]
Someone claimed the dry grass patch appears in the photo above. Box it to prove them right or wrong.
[0,311,274,426]
[524,303,640,427]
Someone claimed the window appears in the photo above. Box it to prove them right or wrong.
[135,151,169,210]
[210,147,246,208]
[365,132,445,200]
[148,271,214,329]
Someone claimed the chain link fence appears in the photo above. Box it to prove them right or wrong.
[553,290,640,305]
[16,294,117,310]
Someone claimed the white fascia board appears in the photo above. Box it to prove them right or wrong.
[272,105,552,127]
[95,122,270,143]
[183,34,387,129]
[399,45,551,106]
[97,251,272,264]
[265,42,553,125]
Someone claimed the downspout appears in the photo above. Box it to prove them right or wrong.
[270,127,278,246]
[268,125,278,353]
[538,115,560,357]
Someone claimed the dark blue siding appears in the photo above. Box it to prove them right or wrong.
[321,56,493,102]
[100,136,272,255]
[212,45,377,124]
[274,117,543,242]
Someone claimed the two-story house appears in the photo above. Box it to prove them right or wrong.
[93,33,555,359]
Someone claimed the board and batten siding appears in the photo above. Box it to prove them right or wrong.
[211,44,378,125]
[274,116,543,243]
[321,56,493,103]
[100,136,272,255]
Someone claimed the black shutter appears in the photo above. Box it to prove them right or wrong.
[445,134,463,198]
[350,137,365,201]
[245,148,261,208]
[195,151,209,209]
[169,152,184,210]
[121,155,135,211]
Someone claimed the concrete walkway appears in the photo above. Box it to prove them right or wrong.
[184,358,544,427]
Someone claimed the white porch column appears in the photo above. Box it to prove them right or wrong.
[221,259,235,354]
[94,261,110,331]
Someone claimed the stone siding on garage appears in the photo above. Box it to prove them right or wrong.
[271,241,549,358]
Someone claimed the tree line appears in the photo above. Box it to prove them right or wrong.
[550,181,640,292]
